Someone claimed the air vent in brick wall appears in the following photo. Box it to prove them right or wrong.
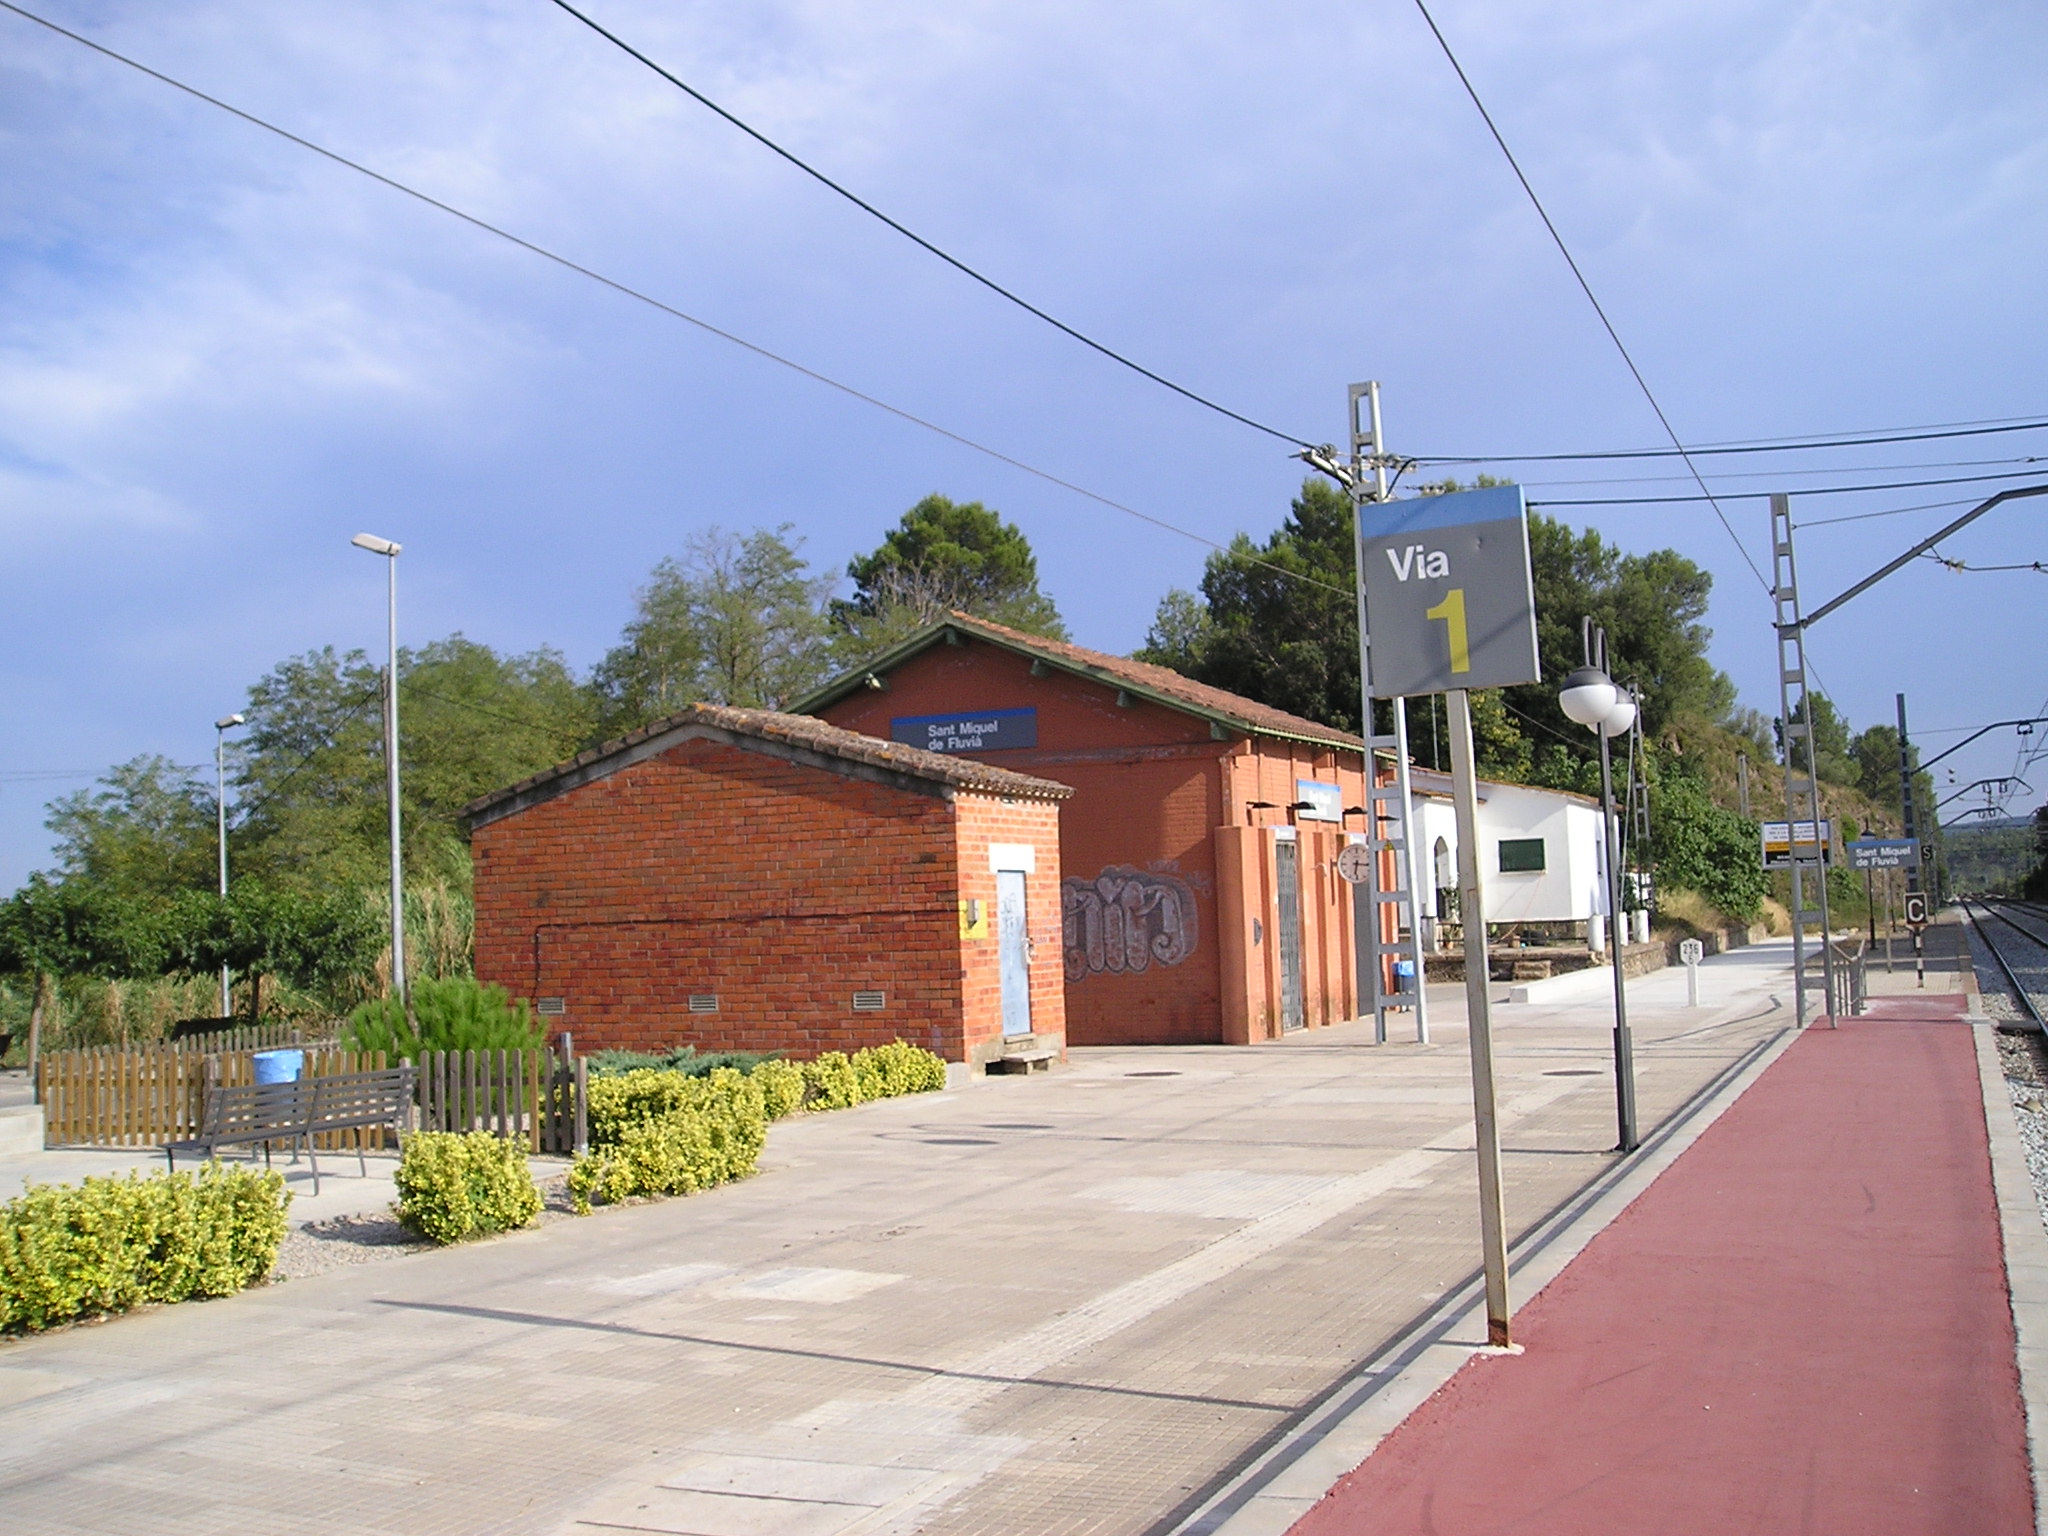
[687,994,719,1014]
[536,997,566,1017]
[851,990,887,1012]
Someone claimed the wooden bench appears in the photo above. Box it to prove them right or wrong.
[164,1065,416,1195]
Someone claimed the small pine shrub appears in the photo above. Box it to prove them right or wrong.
[345,976,543,1061]
[570,1067,768,1213]
[0,1163,289,1334]
[752,1058,804,1120]
[394,1132,542,1244]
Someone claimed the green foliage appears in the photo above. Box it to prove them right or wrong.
[44,755,219,902]
[570,1067,769,1212]
[344,976,542,1059]
[585,1045,776,1079]
[836,494,1066,654]
[853,1040,948,1097]
[801,1051,862,1111]
[752,1058,804,1120]
[0,1163,289,1333]
[1652,769,1770,921]
[393,1131,542,1244]
[591,525,835,734]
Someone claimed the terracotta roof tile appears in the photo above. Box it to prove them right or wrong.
[463,701,1072,825]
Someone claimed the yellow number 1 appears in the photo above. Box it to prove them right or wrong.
[1425,587,1470,674]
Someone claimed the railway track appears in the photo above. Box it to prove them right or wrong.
[1960,896,2048,1027]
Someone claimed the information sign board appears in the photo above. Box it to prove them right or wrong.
[1357,485,1540,698]
[1845,837,1919,871]
[1760,820,1835,869]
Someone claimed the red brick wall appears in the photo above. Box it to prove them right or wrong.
[472,736,975,1060]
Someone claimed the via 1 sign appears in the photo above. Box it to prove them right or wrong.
[890,707,1036,755]
[1357,483,1541,699]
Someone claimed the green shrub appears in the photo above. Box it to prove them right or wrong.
[586,1045,775,1080]
[752,1058,804,1120]
[393,1131,542,1244]
[0,1163,289,1334]
[802,1051,862,1111]
[855,1041,948,1097]
[345,975,543,1060]
[570,1067,768,1212]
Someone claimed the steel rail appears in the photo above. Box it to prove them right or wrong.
[1962,898,2048,1027]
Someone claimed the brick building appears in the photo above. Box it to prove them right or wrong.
[797,614,1383,1047]
[465,704,1070,1072]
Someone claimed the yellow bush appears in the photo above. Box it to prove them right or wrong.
[0,1163,289,1333]
[394,1131,542,1244]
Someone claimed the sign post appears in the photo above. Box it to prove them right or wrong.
[1356,482,1540,1351]
[1679,937,1704,1007]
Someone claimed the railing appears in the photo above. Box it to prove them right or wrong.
[414,1048,586,1156]
[37,1045,587,1156]
[1800,937,1869,1019]
[38,1047,385,1149]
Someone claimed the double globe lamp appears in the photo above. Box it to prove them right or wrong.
[1558,665,1637,740]
[1558,660,1640,1152]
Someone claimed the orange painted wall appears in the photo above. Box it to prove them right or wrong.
[817,636,1373,1046]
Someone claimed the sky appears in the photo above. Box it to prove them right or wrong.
[1,0,2045,884]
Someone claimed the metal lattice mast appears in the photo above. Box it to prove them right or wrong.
[1349,383,1430,1044]
[1770,496,1837,1026]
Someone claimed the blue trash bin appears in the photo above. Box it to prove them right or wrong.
[252,1048,304,1084]
[1394,959,1417,984]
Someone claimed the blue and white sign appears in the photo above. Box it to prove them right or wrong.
[1295,779,1345,822]
[1846,837,1919,871]
[892,707,1037,754]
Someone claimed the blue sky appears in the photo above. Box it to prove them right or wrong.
[2,0,2045,883]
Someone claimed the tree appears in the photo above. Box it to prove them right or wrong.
[1774,693,1856,787]
[835,494,1066,657]
[1168,478,1362,730]
[233,637,592,893]
[1134,589,1211,673]
[1651,768,1769,921]
[592,525,833,733]
[44,756,217,902]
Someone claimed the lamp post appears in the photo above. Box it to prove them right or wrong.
[214,712,245,1017]
[1559,619,1640,1153]
[352,532,407,1006]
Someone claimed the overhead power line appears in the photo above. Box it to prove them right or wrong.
[1531,468,2048,508]
[1926,555,2048,574]
[542,0,1312,449]
[1409,0,1768,596]
[1522,453,2046,489]
[1419,415,2048,465]
[0,1,1349,602]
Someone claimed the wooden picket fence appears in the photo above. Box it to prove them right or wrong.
[37,1047,386,1151]
[162,1020,337,1052]
[414,1049,586,1156]
[35,1044,586,1156]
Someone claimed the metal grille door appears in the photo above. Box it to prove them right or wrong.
[996,869,1033,1037]
[1275,837,1306,1032]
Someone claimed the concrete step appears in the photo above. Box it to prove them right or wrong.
[0,1104,46,1156]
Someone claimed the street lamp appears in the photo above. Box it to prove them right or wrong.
[1560,619,1641,1152]
[214,712,245,1017]
[352,532,407,1006]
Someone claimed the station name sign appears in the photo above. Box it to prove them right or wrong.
[891,707,1037,755]
[1845,837,1920,871]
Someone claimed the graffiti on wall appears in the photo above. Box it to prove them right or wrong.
[1062,866,1200,980]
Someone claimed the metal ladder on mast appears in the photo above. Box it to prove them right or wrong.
[1770,495,1837,1026]
[1351,382,1430,1044]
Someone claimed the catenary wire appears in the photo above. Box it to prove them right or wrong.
[0,1,1351,601]
[1418,415,2048,465]
[1794,496,1982,529]
[1521,454,2045,489]
[1409,0,1768,596]
[1530,468,2048,507]
[543,0,1312,449]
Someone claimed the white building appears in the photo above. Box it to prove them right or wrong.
[1405,767,1611,945]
